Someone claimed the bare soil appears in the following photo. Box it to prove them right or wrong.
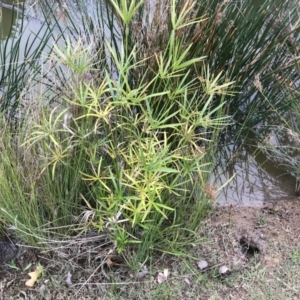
[227,201,298,266]
[200,200,300,270]
[192,199,300,299]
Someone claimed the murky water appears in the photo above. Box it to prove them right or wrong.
[213,141,296,206]
[0,0,297,206]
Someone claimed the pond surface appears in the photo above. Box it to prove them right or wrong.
[213,142,296,206]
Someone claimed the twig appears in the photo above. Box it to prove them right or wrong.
[74,258,108,296]
[199,262,223,273]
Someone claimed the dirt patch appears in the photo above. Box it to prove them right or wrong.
[216,200,300,262]
[197,200,300,270]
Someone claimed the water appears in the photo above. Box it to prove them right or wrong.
[213,142,296,206]
[0,0,109,116]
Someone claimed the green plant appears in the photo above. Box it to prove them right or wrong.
[257,215,266,226]
[1,0,230,258]
[289,250,300,265]
[1,0,299,262]
[6,259,19,270]
[97,0,300,204]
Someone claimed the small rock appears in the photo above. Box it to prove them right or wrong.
[157,269,170,284]
[197,260,208,270]
[66,272,72,287]
[39,284,46,292]
[218,265,229,275]
[136,265,148,279]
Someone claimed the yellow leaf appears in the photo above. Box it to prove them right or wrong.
[25,267,43,287]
